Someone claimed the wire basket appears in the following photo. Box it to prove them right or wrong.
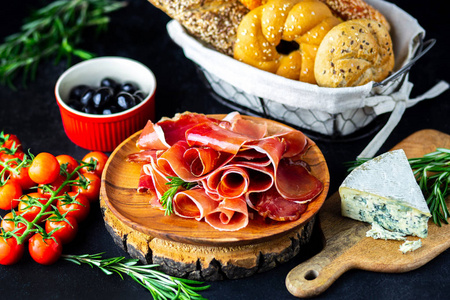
[167,0,438,141]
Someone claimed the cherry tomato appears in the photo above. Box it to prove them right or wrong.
[72,173,101,202]
[0,236,25,265]
[56,154,79,175]
[80,151,108,178]
[18,192,51,223]
[0,133,22,152]
[9,165,35,191]
[1,211,28,237]
[28,152,60,184]
[37,174,70,198]
[45,215,78,244]
[56,192,90,222]
[28,233,63,265]
[0,180,23,210]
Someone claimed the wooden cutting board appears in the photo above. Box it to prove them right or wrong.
[286,129,450,298]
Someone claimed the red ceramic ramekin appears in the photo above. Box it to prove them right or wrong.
[55,57,156,152]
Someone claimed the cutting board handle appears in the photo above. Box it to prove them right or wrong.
[286,224,368,297]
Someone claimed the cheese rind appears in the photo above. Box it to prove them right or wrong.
[339,149,431,238]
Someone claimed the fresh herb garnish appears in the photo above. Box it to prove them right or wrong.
[0,0,127,89]
[345,148,450,226]
[63,253,210,300]
[160,177,197,216]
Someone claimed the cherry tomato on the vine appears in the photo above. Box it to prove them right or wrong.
[9,165,35,191]
[28,233,63,265]
[37,174,70,198]
[45,214,78,244]
[56,192,90,223]
[56,154,79,175]
[18,192,51,223]
[80,151,108,178]
[0,211,28,237]
[28,152,60,184]
[72,173,101,202]
[0,180,23,210]
[0,236,25,265]
[0,133,22,152]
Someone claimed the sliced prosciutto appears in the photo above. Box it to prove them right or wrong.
[205,197,249,231]
[173,188,219,221]
[128,111,324,231]
[136,113,217,150]
[249,186,308,221]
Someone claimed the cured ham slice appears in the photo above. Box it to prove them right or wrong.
[173,188,219,221]
[275,158,323,202]
[206,166,250,199]
[205,197,249,231]
[129,111,324,231]
[136,113,217,150]
[221,111,268,139]
[250,187,308,221]
[186,122,252,154]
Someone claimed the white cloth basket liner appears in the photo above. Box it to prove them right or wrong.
[166,0,449,157]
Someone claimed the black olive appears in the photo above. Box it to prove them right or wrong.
[102,105,121,115]
[92,87,114,108]
[83,103,98,114]
[69,85,90,101]
[67,100,84,112]
[133,90,146,103]
[115,92,136,110]
[100,78,118,91]
[120,82,137,94]
[80,88,95,107]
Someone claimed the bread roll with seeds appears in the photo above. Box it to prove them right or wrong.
[233,0,341,84]
[319,0,390,31]
[314,19,394,87]
[147,0,249,55]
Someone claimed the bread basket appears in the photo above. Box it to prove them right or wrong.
[167,0,448,147]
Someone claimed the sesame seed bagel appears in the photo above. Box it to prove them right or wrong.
[233,0,341,84]
[314,19,394,87]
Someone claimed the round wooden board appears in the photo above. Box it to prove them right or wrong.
[99,114,330,279]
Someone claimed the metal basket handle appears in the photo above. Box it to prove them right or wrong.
[374,35,436,87]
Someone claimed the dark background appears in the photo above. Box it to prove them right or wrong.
[0,0,449,299]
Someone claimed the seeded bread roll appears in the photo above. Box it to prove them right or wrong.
[320,0,390,31]
[314,19,394,87]
[148,0,249,56]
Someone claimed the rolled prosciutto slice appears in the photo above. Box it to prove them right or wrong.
[205,197,249,231]
[173,188,219,221]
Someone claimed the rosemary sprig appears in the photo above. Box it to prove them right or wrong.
[160,177,197,216]
[345,148,450,226]
[0,0,127,89]
[63,253,210,300]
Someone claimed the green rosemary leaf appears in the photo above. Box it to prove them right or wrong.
[63,253,210,300]
[160,177,198,216]
[0,0,127,88]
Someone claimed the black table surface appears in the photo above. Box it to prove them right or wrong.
[1,0,449,299]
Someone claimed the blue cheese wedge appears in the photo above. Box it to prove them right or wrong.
[340,149,431,238]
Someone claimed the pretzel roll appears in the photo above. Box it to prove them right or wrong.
[234,0,341,84]
[314,19,394,87]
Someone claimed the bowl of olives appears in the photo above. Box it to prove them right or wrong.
[55,56,156,151]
